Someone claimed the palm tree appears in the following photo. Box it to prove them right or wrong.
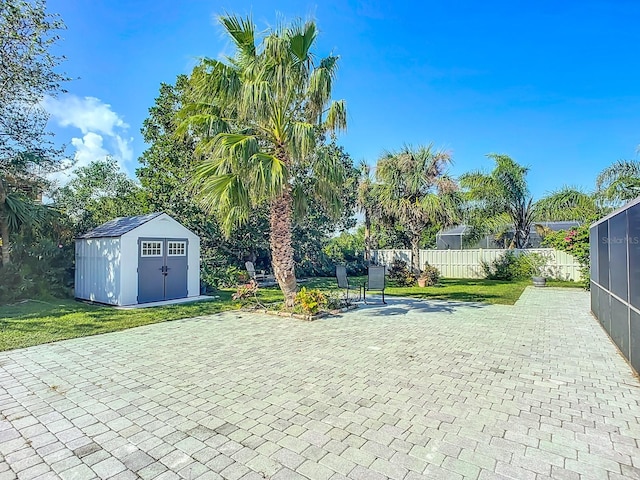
[375,144,460,273]
[596,159,640,207]
[534,186,601,223]
[0,173,49,266]
[178,16,347,307]
[355,160,379,264]
[461,155,600,248]
[461,154,536,249]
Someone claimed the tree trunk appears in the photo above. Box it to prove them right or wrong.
[269,187,298,308]
[0,214,9,267]
[0,179,9,266]
[364,212,371,264]
[410,235,421,273]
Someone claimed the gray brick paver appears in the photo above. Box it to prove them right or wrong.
[0,288,638,480]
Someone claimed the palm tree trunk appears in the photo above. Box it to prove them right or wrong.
[269,186,298,308]
[0,214,9,267]
[364,212,371,264]
[410,235,421,273]
[0,179,9,266]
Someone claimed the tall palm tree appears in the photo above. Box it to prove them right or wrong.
[355,160,379,264]
[178,16,347,307]
[375,144,460,272]
[596,159,640,207]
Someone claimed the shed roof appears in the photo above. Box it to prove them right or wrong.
[77,212,164,239]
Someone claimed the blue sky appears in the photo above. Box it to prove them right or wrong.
[45,0,640,199]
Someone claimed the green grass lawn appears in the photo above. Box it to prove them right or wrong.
[0,277,582,352]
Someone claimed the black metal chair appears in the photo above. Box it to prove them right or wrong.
[363,265,386,304]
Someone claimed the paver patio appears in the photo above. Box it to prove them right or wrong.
[1,287,639,480]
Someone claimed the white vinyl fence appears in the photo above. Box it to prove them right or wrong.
[371,248,581,281]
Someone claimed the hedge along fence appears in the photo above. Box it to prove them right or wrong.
[371,248,581,281]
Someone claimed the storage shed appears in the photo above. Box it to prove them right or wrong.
[75,213,200,306]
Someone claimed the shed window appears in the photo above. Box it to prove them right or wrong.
[141,241,162,257]
[168,241,186,256]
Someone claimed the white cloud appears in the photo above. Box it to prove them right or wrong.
[44,95,128,136]
[44,95,134,186]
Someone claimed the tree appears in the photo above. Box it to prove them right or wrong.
[292,140,359,276]
[137,77,274,290]
[179,15,348,307]
[461,154,536,249]
[0,0,68,265]
[53,158,147,234]
[356,160,379,264]
[375,145,460,272]
[461,155,599,249]
[534,186,601,223]
[596,159,640,207]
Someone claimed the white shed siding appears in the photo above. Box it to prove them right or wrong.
[75,238,121,305]
[120,214,200,305]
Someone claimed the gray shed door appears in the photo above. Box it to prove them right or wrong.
[138,238,188,303]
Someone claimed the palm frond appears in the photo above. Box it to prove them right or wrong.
[287,20,316,63]
[251,153,288,197]
[534,187,597,221]
[324,100,347,132]
[288,122,315,159]
[218,15,256,60]
[4,193,49,232]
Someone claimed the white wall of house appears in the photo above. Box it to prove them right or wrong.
[75,238,122,305]
[371,248,582,281]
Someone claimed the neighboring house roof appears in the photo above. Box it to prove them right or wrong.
[77,212,164,239]
[438,221,581,236]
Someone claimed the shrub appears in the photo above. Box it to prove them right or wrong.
[0,234,74,303]
[232,280,258,302]
[201,264,245,290]
[325,292,346,310]
[387,259,417,286]
[481,251,543,281]
[295,287,327,315]
[419,262,440,286]
[542,226,590,289]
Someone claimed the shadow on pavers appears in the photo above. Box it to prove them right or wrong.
[341,296,488,317]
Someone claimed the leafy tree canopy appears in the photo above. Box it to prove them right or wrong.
[596,159,640,207]
[53,158,147,235]
[0,0,69,265]
[375,144,460,271]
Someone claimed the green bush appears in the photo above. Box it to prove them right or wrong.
[542,226,590,289]
[232,281,258,302]
[481,251,543,281]
[0,234,74,304]
[295,287,327,315]
[388,259,417,286]
[319,230,367,277]
[419,262,440,286]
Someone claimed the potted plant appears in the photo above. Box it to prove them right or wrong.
[417,262,440,287]
[526,252,547,287]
